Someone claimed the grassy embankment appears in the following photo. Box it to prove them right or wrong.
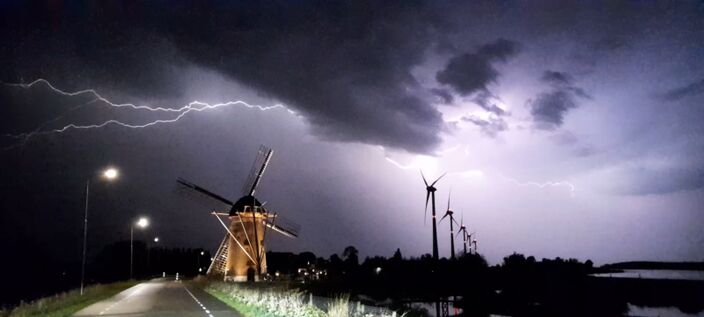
[0,281,137,317]
[201,279,400,317]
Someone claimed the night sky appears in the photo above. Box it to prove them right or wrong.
[1,0,704,283]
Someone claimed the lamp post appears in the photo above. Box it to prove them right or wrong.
[197,251,205,274]
[147,237,159,275]
[80,167,119,295]
[130,217,149,279]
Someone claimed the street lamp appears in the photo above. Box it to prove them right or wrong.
[103,168,118,180]
[80,167,119,295]
[130,216,149,279]
[148,237,159,275]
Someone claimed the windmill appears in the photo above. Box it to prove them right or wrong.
[177,145,300,282]
[421,171,446,260]
[439,191,460,259]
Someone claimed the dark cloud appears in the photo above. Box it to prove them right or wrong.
[436,39,520,96]
[541,71,573,86]
[462,115,508,138]
[660,78,704,101]
[472,90,508,116]
[528,70,589,130]
[0,1,453,154]
[430,88,454,104]
[617,166,704,195]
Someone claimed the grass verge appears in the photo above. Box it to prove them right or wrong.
[1,281,137,317]
[206,286,280,317]
[202,280,401,317]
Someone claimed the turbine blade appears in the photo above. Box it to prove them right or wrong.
[447,190,451,211]
[424,191,430,225]
[420,170,428,186]
[439,212,449,223]
[431,172,447,186]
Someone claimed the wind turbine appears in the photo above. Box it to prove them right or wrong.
[456,214,469,256]
[422,171,446,260]
[472,236,478,254]
[439,191,460,259]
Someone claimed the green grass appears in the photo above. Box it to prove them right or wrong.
[1,281,137,317]
[206,287,280,317]
[203,281,402,317]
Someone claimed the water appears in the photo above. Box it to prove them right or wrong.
[592,269,704,281]
[627,303,704,317]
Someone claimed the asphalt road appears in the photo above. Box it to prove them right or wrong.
[74,279,242,317]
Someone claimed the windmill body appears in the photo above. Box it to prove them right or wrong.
[178,145,299,282]
[223,196,271,281]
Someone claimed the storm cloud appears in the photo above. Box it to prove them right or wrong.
[528,71,590,130]
[660,78,704,101]
[0,1,452,154]
[462,115,508,138]
[436,39,520,96]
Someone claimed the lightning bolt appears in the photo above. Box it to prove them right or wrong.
[2,79,295,149]
[383,147,574,196]
[501,176,576,197]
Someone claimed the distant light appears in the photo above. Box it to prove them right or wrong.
[200,251,205,256]
[375,267,382,275]
[136,217,149,228]
[275,271,280,277]
[154,237,159,242]
[103,167,119,180]
[198,268,202,272]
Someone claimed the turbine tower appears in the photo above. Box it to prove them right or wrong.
[422,171,445,260]
[439,191,460,259]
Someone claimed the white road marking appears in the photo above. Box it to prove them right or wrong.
[98,284,145,315]
[184,287,216,317]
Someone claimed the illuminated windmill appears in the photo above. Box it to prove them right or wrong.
[177,145,299,282]
[421,171,446,260]
[439,191,460,259]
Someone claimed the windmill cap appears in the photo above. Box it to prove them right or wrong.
[230,195,263,216]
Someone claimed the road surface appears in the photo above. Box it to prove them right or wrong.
[75,279,242,316]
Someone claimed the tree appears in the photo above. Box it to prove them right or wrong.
[392,248,403,261]
[342,245,359,266]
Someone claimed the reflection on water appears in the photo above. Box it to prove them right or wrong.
[593,269,704,281]
[628,303,704,317]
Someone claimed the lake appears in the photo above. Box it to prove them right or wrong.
[592,269,704,281]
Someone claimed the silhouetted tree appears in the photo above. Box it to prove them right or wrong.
[342,245,359,267]
[392,248,403,261]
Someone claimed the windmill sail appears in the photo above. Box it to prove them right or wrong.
[207,234,230,275]
[241,145,273,196]
[264,214,300,238]
[176,178,233,211]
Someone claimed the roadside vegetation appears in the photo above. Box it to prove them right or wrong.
[203,280,402,317]
[0,281,136,317]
